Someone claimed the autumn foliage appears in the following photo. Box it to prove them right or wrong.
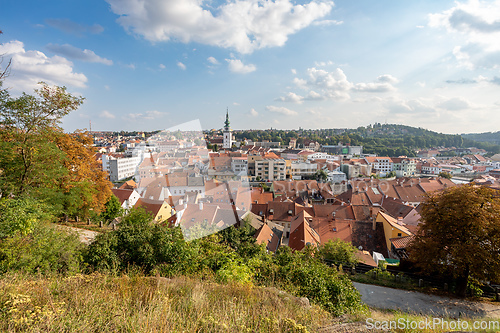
[409,184,500,297]
[0,82,112,218]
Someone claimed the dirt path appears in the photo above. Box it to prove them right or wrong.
[56,225,99,244]
[353,282,500,319]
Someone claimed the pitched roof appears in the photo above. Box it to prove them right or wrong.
[254,223,281,252]
[310,217,353,244]
[378,211,412,235]
[134,198,167,218]
[119,180,137,189]
[390,235,414,249]
[380,197,414,219]
[111,188,134,204]
[288,211,321,251]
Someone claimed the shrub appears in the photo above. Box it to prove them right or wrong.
[0,223,83,275]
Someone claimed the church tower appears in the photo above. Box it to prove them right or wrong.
[223,108,233,149]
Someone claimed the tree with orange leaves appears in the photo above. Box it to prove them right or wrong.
[0,82,111,219]
[53,130,112,219]
[409,184,500,297]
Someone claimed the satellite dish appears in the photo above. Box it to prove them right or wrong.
[358,246,363,250]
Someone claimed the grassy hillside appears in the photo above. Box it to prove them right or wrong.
[0,273,332,332]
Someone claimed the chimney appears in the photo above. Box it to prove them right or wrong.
[397,216,404,225]
[179,198,183,205]
[372,213,377,231]
[199,202,203,211]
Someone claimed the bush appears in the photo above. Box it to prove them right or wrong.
[254,246,366,316]
[318,238,359,265]
[0,197,52,238]
[0,223,83,275]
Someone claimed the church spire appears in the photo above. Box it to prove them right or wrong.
[224,107,230,130]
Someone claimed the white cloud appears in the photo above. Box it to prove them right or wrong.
[452,45,474,69]
[312,19,343,26]
[314,60,334,67]
[177,61,186,70]
[0,40,87,91]
[376,74,399,84]
[291,68,297,74]
[248,108,258,117]
[226,58,256,73]
[105,0,334,54]
[126,110,166,120]
[276,92,304,103]
[297,67,352,100]
[207,56,219,65]
[306,109,321,115]
[384,98,436,115]
[100,110,116,119]
[266,105,297,116]
[429,1,500,69]
[125,63,136,69]
[437,97,471,110]
[159,63,166,69]
[285,67,398,101]
[46,44,113,65]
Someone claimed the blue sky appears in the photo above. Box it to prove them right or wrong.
[2,0,500,134]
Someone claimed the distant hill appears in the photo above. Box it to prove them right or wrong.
[233,124,500,156]
[462,131,500,145]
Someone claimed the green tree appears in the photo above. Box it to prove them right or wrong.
[408,184,500,297]
[100,195,123,223]
[0,83,83,198]
[318,239,359,265]
[438,171,452,179]
[0,83,112,217]
[315,169,328,183]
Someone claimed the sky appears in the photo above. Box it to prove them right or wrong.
[1,0,500,134]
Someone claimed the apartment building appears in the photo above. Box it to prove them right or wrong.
[255,158,286,181]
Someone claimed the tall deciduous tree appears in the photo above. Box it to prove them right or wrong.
[0,82,111,218]
[0,83,83,198]
[54,130,112,217]
[408,184,500,297]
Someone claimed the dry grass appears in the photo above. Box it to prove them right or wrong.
[0,273,332,332]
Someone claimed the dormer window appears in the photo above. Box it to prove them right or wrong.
[269,208,274,214]
[288,210,293,215]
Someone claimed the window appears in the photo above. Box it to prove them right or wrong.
[397,233,402,237]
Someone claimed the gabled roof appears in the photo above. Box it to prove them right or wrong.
[309,217,353,244]
[288,211,320,251]
[119,180,137,189]
[112,188,135,204]
[254,223,281,252]
[380,197,414,219]
[134,198,167,218]
[377,211,412,235]
[165,174,188,187]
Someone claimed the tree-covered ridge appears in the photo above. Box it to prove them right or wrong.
[462,131,500,145]
[232,124,500,156]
